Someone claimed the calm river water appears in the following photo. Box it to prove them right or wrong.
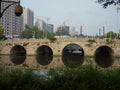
[0,55,120,71]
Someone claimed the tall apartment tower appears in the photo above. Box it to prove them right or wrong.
[0,0,23,38]
[56,25,70,35]
[35,19,46,30]
[47,24,54,33]
[23,8,34,29]
[70,27,76,36]
[35,18,54,33]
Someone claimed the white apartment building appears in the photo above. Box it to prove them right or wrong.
[70,27,76,36]
[35,19,46,30]
[35,18,54,33]
[23,8,34,29]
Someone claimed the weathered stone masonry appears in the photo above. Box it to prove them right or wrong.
[0,38,120,56]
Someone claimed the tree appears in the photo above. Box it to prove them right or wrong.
[0,25,4,37]
[0,25,6,40]
[31,26,43,39]
[106,31,117,39]
[21,25,48,39]
[21,25,57,40]
[47,32,56,42]
[21,30,33,39]
[97,0,120,8]
[21,25,33,39]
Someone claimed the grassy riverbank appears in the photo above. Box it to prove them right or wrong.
[0,65,120,90]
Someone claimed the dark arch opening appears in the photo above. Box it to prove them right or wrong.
[94,45,114,68]
[10,45,26,55]
[10,45,26,64]
[62,43,84,68]
[35,45,53,65]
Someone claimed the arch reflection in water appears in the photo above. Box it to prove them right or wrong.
[35,55,53,65]
[62,43,84,68]
[10,54,26,65]
[36,45,53,65]
[10,45,26,65]
[94,46,114,68]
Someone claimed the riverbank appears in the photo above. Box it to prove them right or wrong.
[1,65,120,90]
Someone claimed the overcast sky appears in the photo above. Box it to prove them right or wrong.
[21,0,120,35]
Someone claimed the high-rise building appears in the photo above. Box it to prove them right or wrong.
[56,25,70,36]
[35,18,54,33]
[35,18,46,30]
[47,24,54,33]
[70,27,76,36]
[23,8,34,29]
[0,0,23,38]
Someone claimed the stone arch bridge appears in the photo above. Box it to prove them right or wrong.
[0,38,120,56]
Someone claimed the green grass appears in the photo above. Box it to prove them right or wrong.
[1,65,120,90]
[87,39,96,43]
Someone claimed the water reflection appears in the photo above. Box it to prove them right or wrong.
[94,46,114,68]
[35,45,53,65]
[10,54,26,65]
[62,44,84,68]
[62,54,84,68]
[9,45,26,65]
[35,55,53,65]
[0,55,120,70]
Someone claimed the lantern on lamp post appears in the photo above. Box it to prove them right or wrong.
[14,4,23,16]
[0,0,23,18]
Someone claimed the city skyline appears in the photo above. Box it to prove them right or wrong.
[21,0,120,36]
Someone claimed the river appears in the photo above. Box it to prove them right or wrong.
[0,55,120,71]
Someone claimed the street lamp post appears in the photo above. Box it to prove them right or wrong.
[0,0,23,18]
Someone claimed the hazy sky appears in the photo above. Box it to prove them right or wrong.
[21,0,120,35]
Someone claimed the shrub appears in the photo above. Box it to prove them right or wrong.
[1,66,120,90]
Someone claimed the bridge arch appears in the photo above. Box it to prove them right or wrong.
[35,45,53,65]
[10,45,26,55]
[94,45,114,68]
[10,45,26,64]
[36,45,53,55]
[62,43,84,68]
